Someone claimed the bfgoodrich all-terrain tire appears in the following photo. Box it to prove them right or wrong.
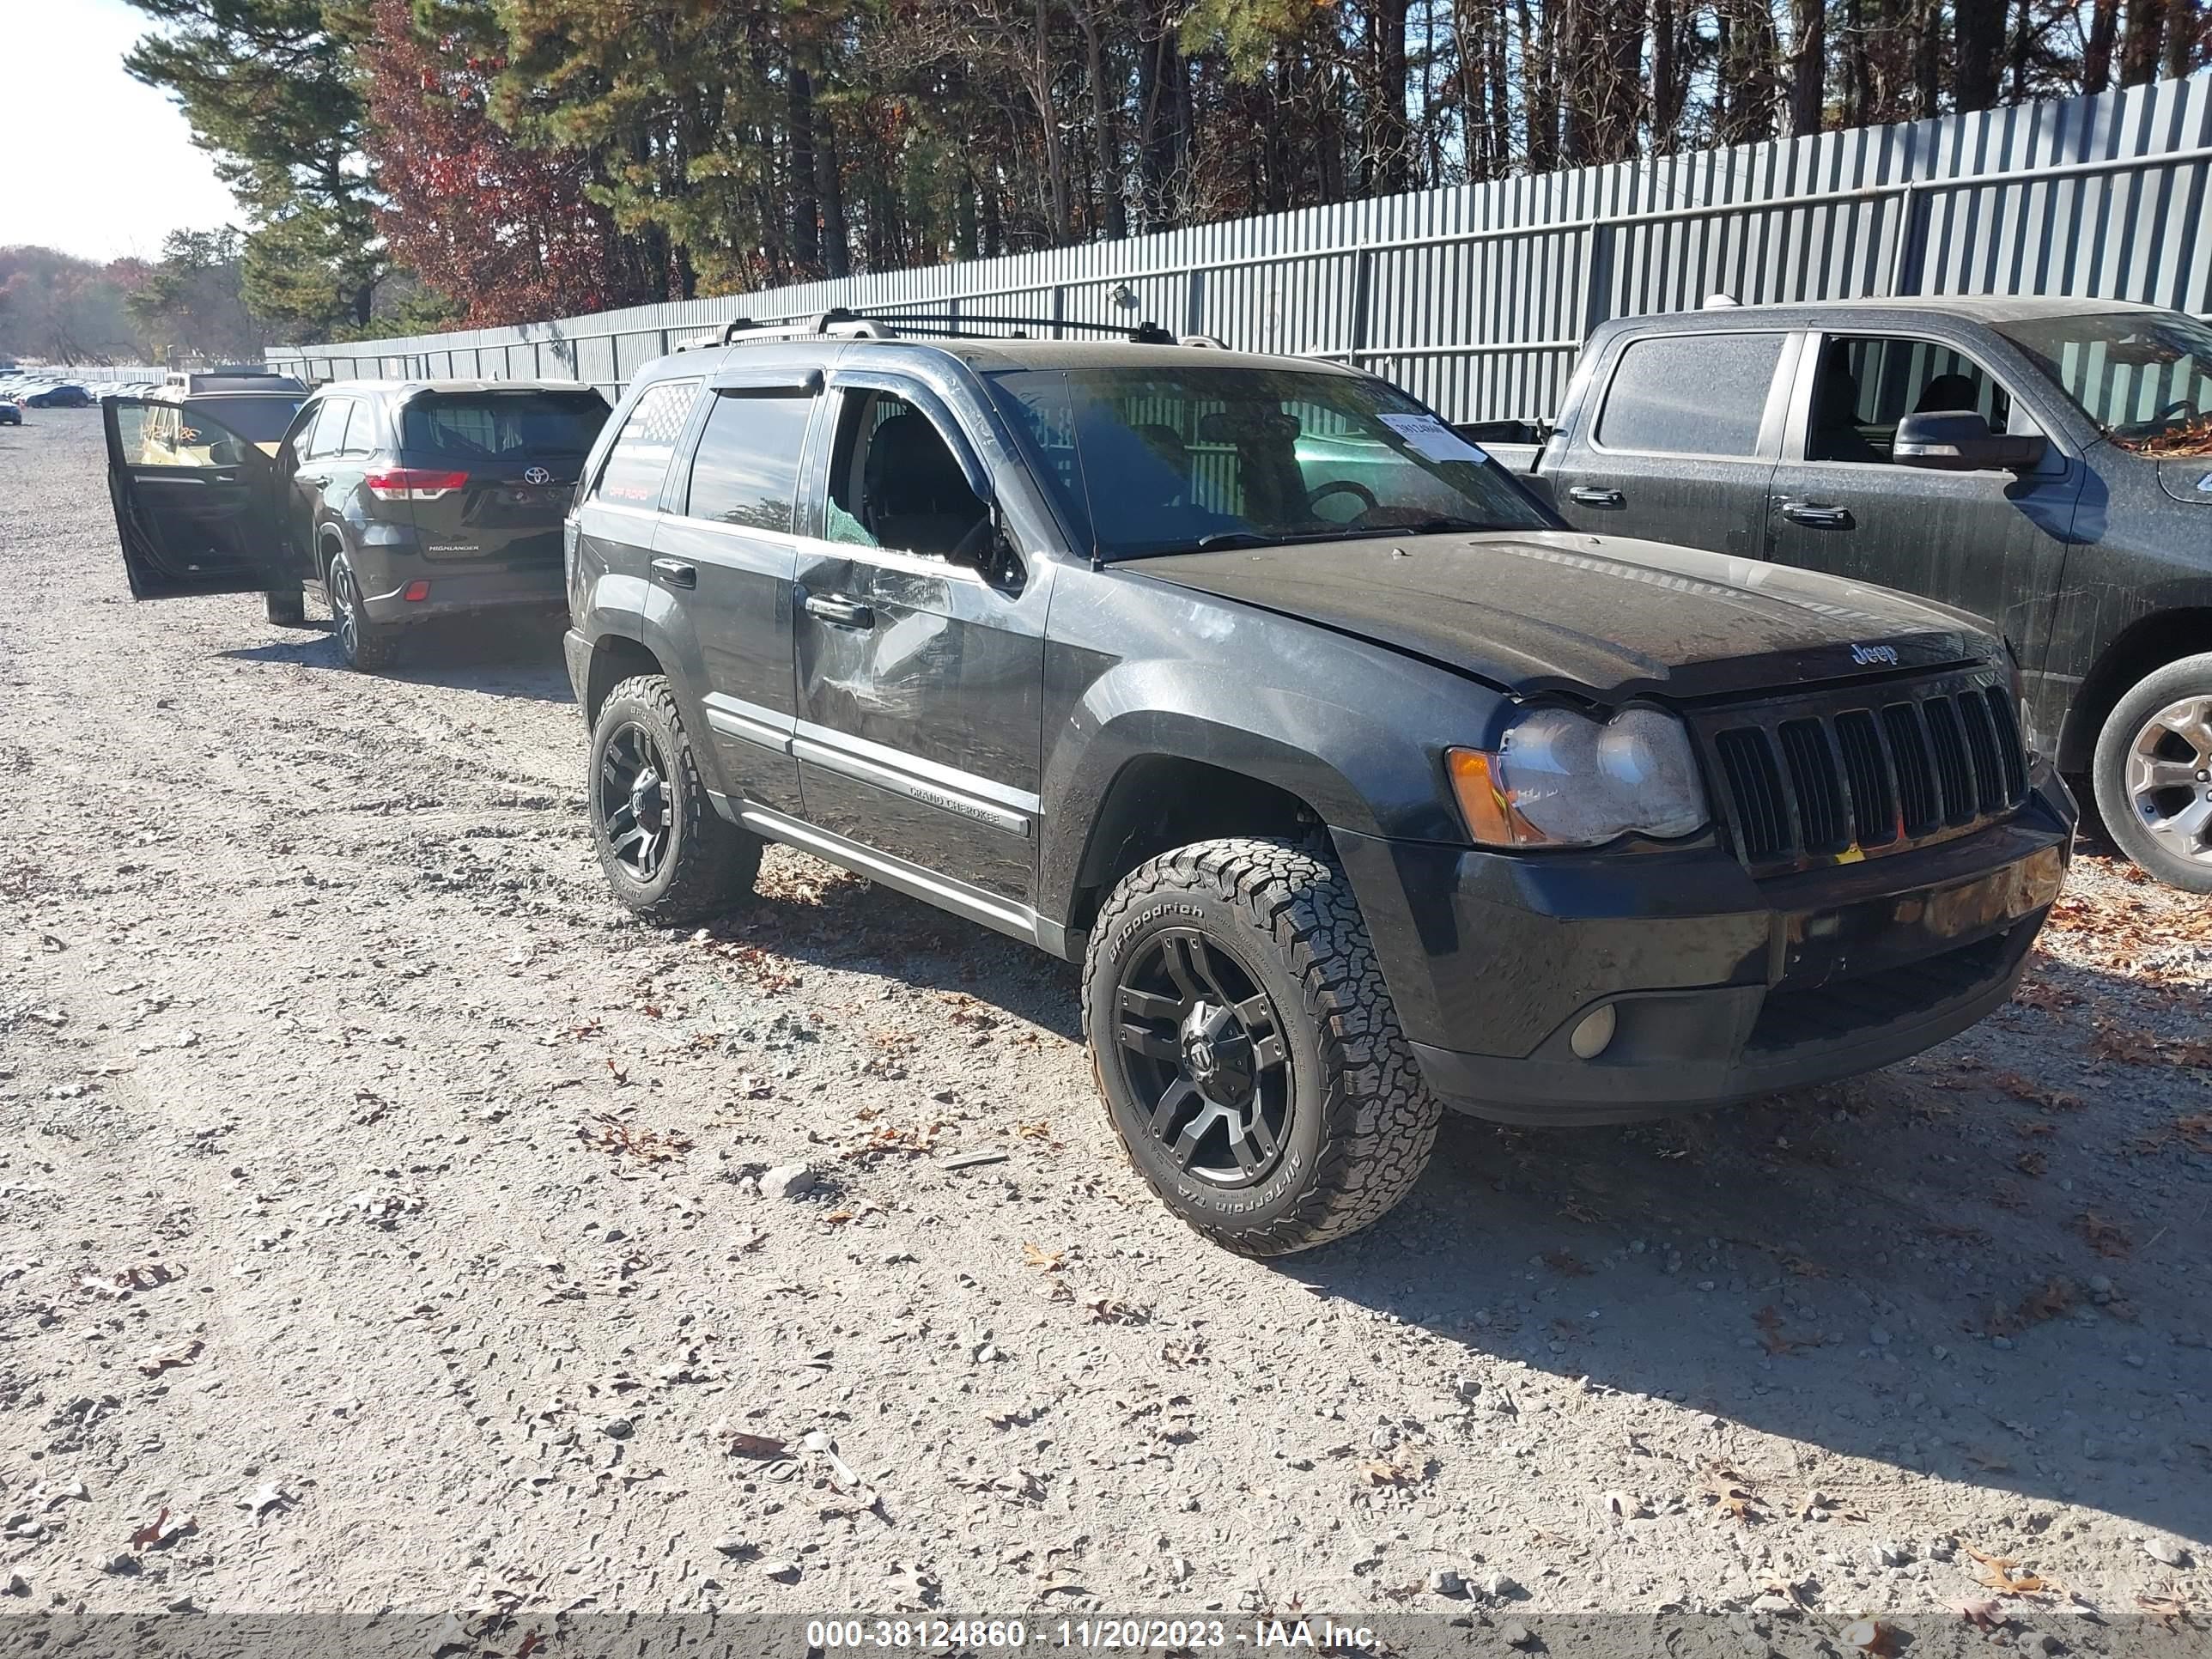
[1083,836,1441,1256]
[2092,651,2212,893]
[588,674,762,924]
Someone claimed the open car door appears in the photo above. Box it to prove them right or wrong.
[104,398,289,599]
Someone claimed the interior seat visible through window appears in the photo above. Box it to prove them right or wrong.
[832,394,989,565]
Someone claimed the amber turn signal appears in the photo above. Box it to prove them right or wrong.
[1444,747,1520,846]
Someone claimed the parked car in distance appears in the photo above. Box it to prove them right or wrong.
[101,378,612,667]
[1473,297,2212,891]
[559,309,2074,1255]
[21,382,91,408]
[0,398,19,427]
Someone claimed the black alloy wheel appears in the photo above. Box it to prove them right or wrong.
[1113,928,1291,1186]
[597,720,674,884]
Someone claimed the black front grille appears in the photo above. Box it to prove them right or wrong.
[1702,676,2029,871]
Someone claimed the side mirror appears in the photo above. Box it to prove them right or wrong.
[1893,410,2049,473]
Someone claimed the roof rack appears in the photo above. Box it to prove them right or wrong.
[675,307,1188,351]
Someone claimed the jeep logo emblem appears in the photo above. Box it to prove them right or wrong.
[1850,642,1900,666]
[524,466,551,485]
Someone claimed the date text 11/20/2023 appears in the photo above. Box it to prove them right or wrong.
[804,1618,1380,1650]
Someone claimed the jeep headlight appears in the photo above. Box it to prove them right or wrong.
[1447,706,1708,848]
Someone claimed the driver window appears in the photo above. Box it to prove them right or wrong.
[1810,336,2027,463]
[827,391,990,567]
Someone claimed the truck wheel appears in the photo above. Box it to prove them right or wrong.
[263,588,307,627]
[1082,837,1440,1257]
[326,551,395,671]
[2093,653,2212,892]
[588,674,761,924]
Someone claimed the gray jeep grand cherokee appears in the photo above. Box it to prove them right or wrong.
[562,312,2075,1256]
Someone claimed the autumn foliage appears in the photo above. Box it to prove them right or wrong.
[360,0,623,328]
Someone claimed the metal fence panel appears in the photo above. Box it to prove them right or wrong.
[272,74,2212,421]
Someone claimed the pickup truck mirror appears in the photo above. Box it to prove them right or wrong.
[1892,410,2049,473]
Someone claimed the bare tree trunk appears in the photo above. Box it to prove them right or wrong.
[2123,0,2168,84]
[1075,6,1127,238]
[1955,0,2006,109]
[1790,0,1827,134]
[2084,0,2123,88]
[1915,0,1942,118]
[817,114,850,278]
[788,65,820,276]
[2167,0,2202,76]
[1520,0,1558,171]
[1651,0,1680,149]
[1368,0,1413,192]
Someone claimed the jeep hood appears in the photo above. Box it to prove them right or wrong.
[1131,531,1996,701]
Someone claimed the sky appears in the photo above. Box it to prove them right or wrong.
[1,0,240,263]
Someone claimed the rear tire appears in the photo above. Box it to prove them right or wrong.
[588,674,762,924]
[263,588,307,627]
[1082,836,1440,1257]
[326,550,396,672]
[2092,652,2212,893]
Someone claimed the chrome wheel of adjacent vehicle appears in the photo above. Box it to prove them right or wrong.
[2124,695,2212,865]
[597,720,673,883]
[2092,653,2212,894]
[1112,929,1291,1187]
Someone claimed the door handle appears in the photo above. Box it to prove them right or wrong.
[802,590,875,629]
[1779,501,1854,529]
[301,475,331,488]
[650,556,696,588]
[1567,485,1625,508]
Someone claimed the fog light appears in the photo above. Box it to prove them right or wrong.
[1569,1004,1616,1060]
[403,580,430,602]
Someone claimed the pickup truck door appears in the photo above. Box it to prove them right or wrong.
[104,398,292,599]
[1764,331,2081,665]
[787,377,1050,925]
[1547,328,1797,558]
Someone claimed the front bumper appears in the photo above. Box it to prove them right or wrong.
[1335,775,2075,1125]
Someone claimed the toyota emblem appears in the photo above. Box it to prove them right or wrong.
[524,466,551,485]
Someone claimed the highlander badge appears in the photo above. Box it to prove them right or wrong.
[1850,642,1900,666]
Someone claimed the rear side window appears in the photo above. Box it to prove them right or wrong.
[189,397,302,445]
[684,392,814,532]
[592,380,698,508]
[402,391,609,459]
[302,399,352,460]
[1597,332,1784,456]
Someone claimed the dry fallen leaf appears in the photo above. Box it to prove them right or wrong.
[136,1339,204,1377]
[1698,1463,1762,1524]
[1540,1249,1591,1277]
[2073,1211,2133,1258]
[2136,1587,2190,1625]
[1020,1243,1065,1272]
[1753,1305,1802,1356]
[1840,1616,1893,1653]
[1965,1543,2050,1594]
[723,1431,787,1460]
[1951,1595,2005,1628]
[577,1113,692,1164]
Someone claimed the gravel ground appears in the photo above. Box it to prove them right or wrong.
[3,409,2209,1653]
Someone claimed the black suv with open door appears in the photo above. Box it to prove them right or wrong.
[104,379,611,668]
[562,310,2074,1258]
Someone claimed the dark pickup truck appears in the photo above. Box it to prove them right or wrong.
[1470,297,2212,891]
[562,313,2072,1256]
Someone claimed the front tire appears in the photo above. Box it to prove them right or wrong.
[1082,837,1441,1257]
[326,550,395,671]
[2092,652,2212,893]
[587,674,762,924]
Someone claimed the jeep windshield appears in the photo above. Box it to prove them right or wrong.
[986,365,1557,560]
[1995,309,2212,456]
